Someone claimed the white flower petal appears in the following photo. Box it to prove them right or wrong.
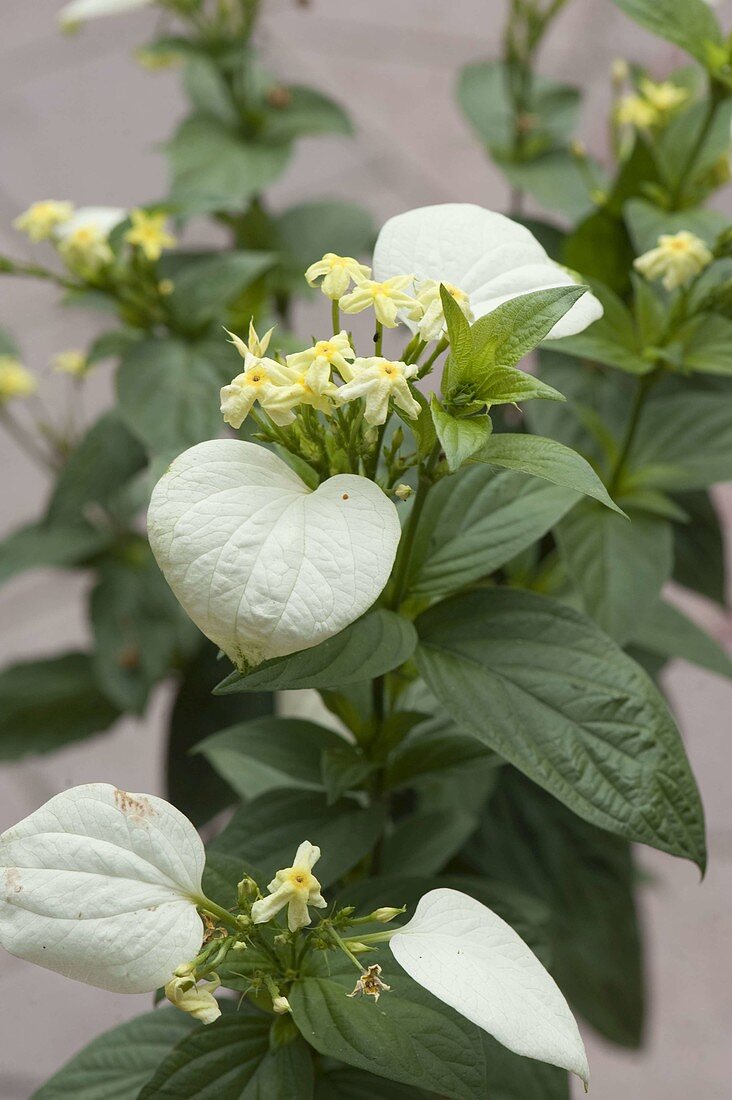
[390,888,589,1086]
[60,0,152,23]
[55,206,127,240]
[373,203,602,339]
[148,440,401,667]
[0,784,205,994]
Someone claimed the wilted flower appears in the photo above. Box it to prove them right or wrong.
[165,973,222,1025]
[347,963,391,1003]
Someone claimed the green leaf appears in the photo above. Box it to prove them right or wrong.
[430,398,493,472]
[673,314,732,376]
[291,958,568,1100]
[381,809,478,875]
[0,325,20,356]
[475,433,623,513]
[211,790,384,887]
[167,642,273,828]
[0,521,110,587]
[138,1013,314,1099]
[672,490,726,604]
[47,411,147,526]
[183,56,238,125]
[262,85,352,143]
[214,610,417,694]
[117,337,233,454]
[610,0,723,67]
[408,465,578,598]
[167,114,291,215]
[633,599,732,679]
[321,746,375,804]
[275,201,375,282]
[502,151,596,221]
[467,769,645,1048]
[563,208,635,296]
[315,1067,426,1099]
[415,587,706,868]
[90,545,197,713]
[33,1009,197,1100]
[629,391,732,490]
[624,197,728,254]
[291,968,486,1100]
[163,251,275,329]
[555,503,673,645]
[0,653,119,760]
[657,99,732,200]
[385,725,498,791]
[195,717,344,801]
[444,286,585,402]
[554,281,652,375]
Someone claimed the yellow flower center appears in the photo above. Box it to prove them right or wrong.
[286,867,314,892]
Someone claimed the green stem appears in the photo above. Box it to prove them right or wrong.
[670,86,724,208]
[388,444,441,610]
[197,896,246,934]
[328,926,366,973]
[0,407,55,470]
[374,321,383,357]
[608,372,656,494]
[417,338,447,379]
[331,300,340,336]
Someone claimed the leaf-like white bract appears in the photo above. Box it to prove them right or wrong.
[0,783,205,994]
[148,440,402,667]
[373,203,602,339]
[59,0,152,24]
[390,888,589,1086]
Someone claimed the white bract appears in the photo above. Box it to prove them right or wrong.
[54,206,126,240]
[147,439,401,668]
[60,0,153,25]
[390,888,589,1086]
[0,784,205,994]
[373,203,602,340]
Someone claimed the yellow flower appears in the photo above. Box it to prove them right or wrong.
[285,331,355,385]
[53,350,89,377]
[634,231,714,291]
[250,841,327,932]
[164,973,221,1025]
[415,278,473,342]
[336,357,421,425]
[639,79,688,114]
[305,253,371,300]
[227,320,275,361]
[0,356,37,402]
[13,200,74,242]
[615,94,658,129]
[340,275,423,329]
[57,225,113,272]
[125,209,176,262]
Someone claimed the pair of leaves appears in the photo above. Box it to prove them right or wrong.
[415,587,706,869]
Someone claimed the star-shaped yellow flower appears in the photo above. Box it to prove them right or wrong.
[339,275,422,328]
[251,841,327,932]
[336,357,421,425]
[305,253,371,300]
[125,209,177,262]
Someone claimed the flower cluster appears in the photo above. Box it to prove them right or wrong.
[13,200,176,276]
[615,77,688,130]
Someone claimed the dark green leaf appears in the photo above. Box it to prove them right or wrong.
[0,653,118,760]
[672,490,726,604]
[211,791,384,887]
[164,251,275,329]
[0,521,110,586]
[610,0,723,68]
[503,151,595,221]
[315,1067,425,1099]
[385,725,497,790]
[139,1012,313,1099]
[555,503,673,644]
[408,464,577,598]
[554,281,652,375]
[321,746,375,804]
[467,769,645,1048]
[196,717,343,800]
[624,197,728,254]
[262,85,352,143]
[33,1009,197,1100]
[183,57,238,125]
[629,391,732,490]
[167,642,273,828]
[475,433,622,512]
[117,337,233,454]
[416,588,706,868]
[215,610,417,694]
[275,201,375,280]
[633,599,732,678]
[381,809,478,875]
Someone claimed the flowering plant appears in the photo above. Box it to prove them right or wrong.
[1,0,731,1095]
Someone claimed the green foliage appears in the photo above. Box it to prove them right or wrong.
[468,769,645,1048]
[214,610,417,693]
[33,1009,197,1100]
[416,588,706,868]
[610,0,724,68]
[672,490,727,604]
[633,599,732,678]
[138,1012,314,1099]
[0,653,119,760]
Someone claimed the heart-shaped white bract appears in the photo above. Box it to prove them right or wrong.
[0,784,205,994]
[59,0,152,24]
[148,439,402,668]
[390,888,589,1086]
[373,203,602,340]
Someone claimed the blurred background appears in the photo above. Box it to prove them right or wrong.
[1,1,731,1096]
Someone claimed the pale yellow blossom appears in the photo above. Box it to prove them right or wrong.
[53,350,89,377]
[13,201,74,242]
[164,973,221,1025]
[615,94,658,129]
[336,357,421,425]
[639,79,688,114]
[0,357,37,402]
[340,275,423,329]
[415,278,473,342]
[125,209,176,262]
[250,841,327,932]
[285,331,355,385]
[305,253,371,300]
[634,231,713,291]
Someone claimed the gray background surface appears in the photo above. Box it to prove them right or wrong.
[1,1,731,1097]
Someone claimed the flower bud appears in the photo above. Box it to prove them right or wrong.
[368,906,406,923]
[237,875,259,907]
[272,995,292,1014]
[394,484,413,501]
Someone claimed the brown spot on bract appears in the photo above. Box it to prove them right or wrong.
[4,868,22,895]
[114,788,155,817]
[342,493,349,500]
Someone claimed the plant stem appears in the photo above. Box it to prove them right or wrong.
[388,444,441,610]
[670,85,724,208]
[328,926,366,973]
[197,896,246,934]
[0,408,55,470]
[608,372,656,494]
[331,300,340,336]
[374,322,383,357]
